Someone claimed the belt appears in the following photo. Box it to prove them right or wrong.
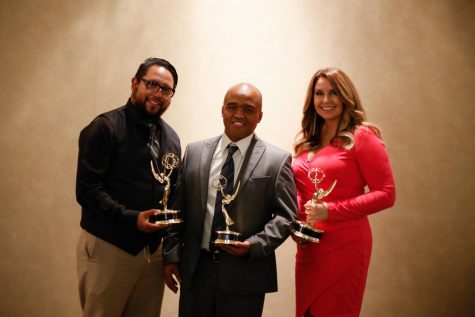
[201,249,220,263]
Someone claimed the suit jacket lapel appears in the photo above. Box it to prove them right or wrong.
[234,136,265,200]
[200,136,220,214]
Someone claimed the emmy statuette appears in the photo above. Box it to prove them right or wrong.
[291,167,337,243]
[210,175,242,246]
[149,153,182,225]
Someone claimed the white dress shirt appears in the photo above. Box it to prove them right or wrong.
[200,133,254,250]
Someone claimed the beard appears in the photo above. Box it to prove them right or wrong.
[134,99,164,120]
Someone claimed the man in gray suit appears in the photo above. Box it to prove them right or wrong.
[163,83,297,317]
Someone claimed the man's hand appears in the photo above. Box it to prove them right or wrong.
[163,263,181,293]
[137,209,172,233]
[219,241,251,256]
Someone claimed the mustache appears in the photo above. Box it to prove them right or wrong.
[135,101,162,119]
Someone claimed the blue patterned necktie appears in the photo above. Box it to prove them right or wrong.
[211,144,239,234]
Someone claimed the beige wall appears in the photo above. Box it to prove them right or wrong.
[1,0,474,316]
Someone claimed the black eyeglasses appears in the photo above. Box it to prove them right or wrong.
[141,78,175,97]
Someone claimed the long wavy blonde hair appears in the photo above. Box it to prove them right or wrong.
[294,67,381,156]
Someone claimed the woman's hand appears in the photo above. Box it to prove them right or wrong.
[304,201,329,224]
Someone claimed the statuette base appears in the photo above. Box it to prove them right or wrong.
[291,221,324,243]
[213,229,242,246]
[149,209,183,225]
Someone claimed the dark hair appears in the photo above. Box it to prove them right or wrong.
[134,57,178,89]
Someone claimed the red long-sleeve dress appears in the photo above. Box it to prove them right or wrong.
[292,126,395,317]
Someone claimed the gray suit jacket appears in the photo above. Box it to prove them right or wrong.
[163,135,297,295]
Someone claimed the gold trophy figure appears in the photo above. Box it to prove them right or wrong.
[211,175,242,245]
[291,167,337,243]
[149,153,182,225]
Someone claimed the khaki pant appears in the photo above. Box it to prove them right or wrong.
[77,230,165,317]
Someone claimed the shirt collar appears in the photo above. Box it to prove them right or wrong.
[219,133,254,157]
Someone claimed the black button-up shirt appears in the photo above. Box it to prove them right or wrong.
[76,99,181,255]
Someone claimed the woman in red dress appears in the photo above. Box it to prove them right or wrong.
[292,67,396,317]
